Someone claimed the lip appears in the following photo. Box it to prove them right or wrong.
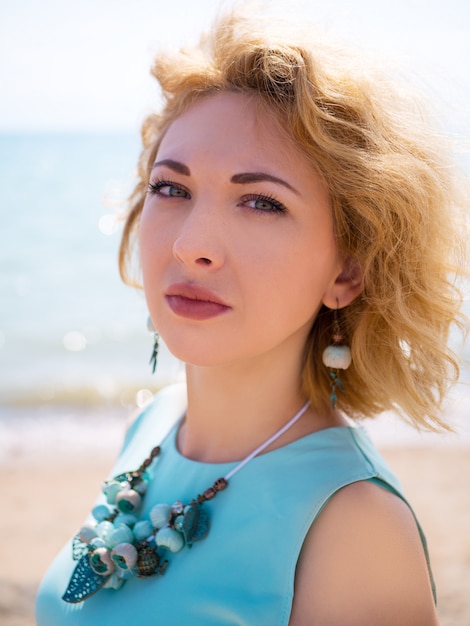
[165,283,231,320]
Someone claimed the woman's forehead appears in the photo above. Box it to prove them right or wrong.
[155,92,315,180]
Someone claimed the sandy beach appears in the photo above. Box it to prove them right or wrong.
[1,441,469,625]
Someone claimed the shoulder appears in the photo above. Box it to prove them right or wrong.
[290,480,438,626]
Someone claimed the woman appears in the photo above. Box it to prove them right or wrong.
[36,11,466,625]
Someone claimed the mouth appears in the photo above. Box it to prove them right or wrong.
[165,283,231,320]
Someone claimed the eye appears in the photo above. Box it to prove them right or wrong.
[148,179,190,199]
[242,194,287,215]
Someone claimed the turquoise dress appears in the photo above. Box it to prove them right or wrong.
[36,384,434,625]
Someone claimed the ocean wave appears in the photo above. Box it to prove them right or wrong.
[0,382,163,409]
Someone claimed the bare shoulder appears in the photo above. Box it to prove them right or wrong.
[289,480,439,626]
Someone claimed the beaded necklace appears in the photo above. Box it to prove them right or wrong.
[63,401,310,603]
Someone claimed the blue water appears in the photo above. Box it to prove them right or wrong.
[0,133,182,408]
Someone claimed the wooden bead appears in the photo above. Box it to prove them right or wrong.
[203,487,216,500]
[214,478,228,491]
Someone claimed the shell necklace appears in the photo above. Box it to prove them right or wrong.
[63,400,311,603]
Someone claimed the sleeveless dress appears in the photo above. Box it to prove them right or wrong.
[36,383,434,625]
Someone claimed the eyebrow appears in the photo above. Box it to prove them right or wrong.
[152,159,299,195]
[152,159,191,175]
[230,172,299,195]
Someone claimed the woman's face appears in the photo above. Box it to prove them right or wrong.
[140,92,349,368]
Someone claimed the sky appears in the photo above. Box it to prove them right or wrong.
[1,0,470,134]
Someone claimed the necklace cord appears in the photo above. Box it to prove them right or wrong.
[223,400,311,481]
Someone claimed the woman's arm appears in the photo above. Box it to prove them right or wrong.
[290,480,439,626]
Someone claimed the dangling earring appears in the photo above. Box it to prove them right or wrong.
[147,316,160,374]
[322,302,351,409]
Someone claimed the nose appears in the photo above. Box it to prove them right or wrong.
[172,200,225,270]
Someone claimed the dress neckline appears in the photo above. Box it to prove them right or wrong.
[167,414,363,469]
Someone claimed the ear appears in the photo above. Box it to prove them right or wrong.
[322,257,363,309]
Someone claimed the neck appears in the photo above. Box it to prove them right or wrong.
[178,346,343,463]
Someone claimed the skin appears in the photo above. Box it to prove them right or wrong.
[291,481,439,625]
[139,92,438,624]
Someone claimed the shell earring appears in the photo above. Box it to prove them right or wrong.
[322,302,351,409]
[147,316,160,374]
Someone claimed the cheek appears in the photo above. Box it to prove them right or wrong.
[139,200,159,244]
[261,228,338,292]
[139,221,167,307]
[139,204,152,262]
[239,251,330,336]
[139,205,168,274]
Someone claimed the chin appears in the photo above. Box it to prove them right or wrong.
[164,342,230,369]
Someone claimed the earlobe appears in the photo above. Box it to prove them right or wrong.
[323,257,363,309]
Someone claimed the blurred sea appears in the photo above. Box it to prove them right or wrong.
[0,133,469,461]
[0,133,184,460]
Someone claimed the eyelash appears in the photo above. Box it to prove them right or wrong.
[147,178,189,197]
[147,178,287,215]
[241,193,287,215]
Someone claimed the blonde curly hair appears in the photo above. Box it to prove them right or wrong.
[119,12,467,430]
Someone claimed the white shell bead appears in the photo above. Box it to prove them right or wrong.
[115,489,142,514]
[108,525,134,549]
[155,526,185,553]
[89,537,107,549]
[90,547,115,575]
[111,542,138,570]
[102,480,122,505]
[113,513,138,528]
[133,520,154,542]
[92,504,111,522]
[96,521,115,543]
[78,524,97,544]
[322,345,352,370]
[149,504,171,529]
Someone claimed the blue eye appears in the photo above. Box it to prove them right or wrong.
[148,179,190,198]
[165,186,189,198]
[243,194,287,214]
[253,198,275,211]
